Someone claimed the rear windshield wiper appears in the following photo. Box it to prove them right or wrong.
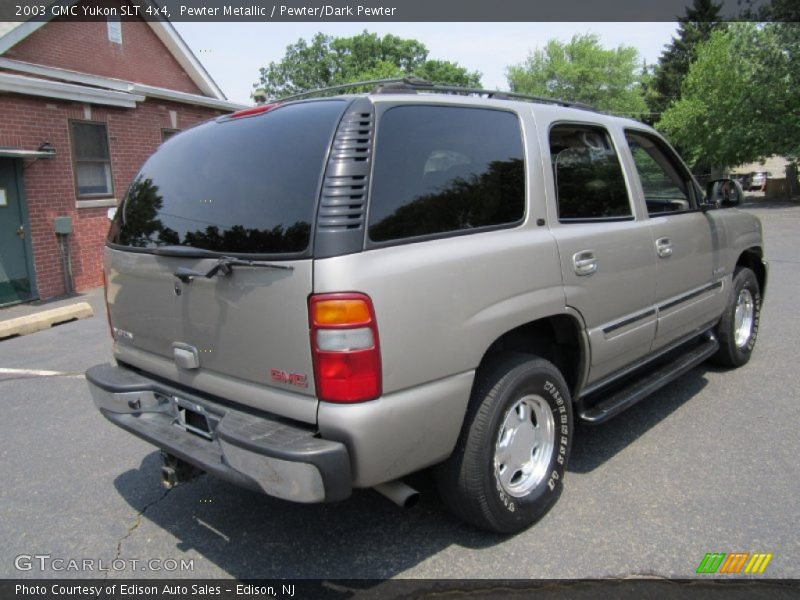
[151,245,220,258]
[173,256,293,283]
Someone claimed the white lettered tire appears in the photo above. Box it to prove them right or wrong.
[710,267,761,368]
[436,354,573,533]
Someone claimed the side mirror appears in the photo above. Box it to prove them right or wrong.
[704,178,743,209]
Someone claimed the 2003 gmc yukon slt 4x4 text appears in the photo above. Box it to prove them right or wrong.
[87,79,766,533]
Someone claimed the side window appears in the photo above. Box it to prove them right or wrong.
[161,128,180,142]
[368,106,525,243]
[71,121,114,198]
[625,131,695,216]
[550,124,632,221]
[107,16,122,44]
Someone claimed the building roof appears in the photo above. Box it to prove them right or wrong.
[0,58,246,110]
[0,1,239,106]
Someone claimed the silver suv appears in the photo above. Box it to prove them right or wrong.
[87,79,766,533]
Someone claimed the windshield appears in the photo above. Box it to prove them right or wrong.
[108,100,346,256]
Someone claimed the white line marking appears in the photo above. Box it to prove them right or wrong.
[195,517,230,542]
[0,367,84,379]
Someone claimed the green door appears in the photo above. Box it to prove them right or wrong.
[0,159,34,306]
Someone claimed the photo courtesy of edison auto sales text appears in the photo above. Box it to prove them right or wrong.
[15,584,296,597]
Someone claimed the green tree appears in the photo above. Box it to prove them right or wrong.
[647,0,725,118]
[505,34,647,116]
[657,23,798,170]
[254,31,481,99]
[114,177,178,248]
[758,3,799,162]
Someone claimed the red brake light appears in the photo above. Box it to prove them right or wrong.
[230,103,281,119]
[309,293,382,403]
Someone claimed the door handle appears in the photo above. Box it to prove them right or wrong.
[656,237,672,258]
[573,250,597,276]
[16,225,24,240]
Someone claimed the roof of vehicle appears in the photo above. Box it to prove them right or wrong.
[252,77,649,132]
[270,77,595,109]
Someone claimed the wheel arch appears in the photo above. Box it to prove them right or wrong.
[477,312,588,400]
[736,246,767,296]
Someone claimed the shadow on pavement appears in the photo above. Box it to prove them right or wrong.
[111,367,710,577]
[113,453,503,579]
[568,367,709,474]
[741,198,800,210]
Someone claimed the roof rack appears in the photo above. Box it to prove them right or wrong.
[257,77,596,111]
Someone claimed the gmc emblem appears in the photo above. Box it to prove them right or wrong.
[270,369,308,388]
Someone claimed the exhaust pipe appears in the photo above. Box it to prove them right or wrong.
[374,480,420,509]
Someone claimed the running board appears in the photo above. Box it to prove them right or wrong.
[579,335,719,424]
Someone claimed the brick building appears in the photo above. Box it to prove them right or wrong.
[0,2,245,306]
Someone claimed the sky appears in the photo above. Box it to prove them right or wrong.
[173,22,680,105]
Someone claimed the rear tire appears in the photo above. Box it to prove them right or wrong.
[711,267,761,367]
[436,354,573,534]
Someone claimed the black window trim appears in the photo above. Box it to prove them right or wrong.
[363,102,528,250]
[646,207,697,219]
[70,119,115,200]
[105,239,316,261]
[548,120,636,225]
[558,215,636,224]
[624,127,703,218]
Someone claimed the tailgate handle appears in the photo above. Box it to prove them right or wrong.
[172,343,200,369]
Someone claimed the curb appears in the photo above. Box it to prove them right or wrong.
[0,302,94,340]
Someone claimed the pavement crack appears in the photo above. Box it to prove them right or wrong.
[106,487,173,579]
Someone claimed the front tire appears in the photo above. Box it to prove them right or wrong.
[711,267,761,367]
[436,354,573,534]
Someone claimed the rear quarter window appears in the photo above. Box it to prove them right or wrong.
[368,106,526,243]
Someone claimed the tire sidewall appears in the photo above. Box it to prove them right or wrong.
[480,361,572,530]
[728,269,761,364]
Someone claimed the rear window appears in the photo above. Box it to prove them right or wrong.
[368,106,525,243]
[109,100,346,255]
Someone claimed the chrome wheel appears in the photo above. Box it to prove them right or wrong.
[494,394,555,497]
[733,288,755,348]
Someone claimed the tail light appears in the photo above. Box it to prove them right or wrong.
[230,103,281,119]
[309,293,381,403]
[102,270,113,338]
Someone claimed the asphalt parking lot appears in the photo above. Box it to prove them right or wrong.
[1,199,798,580]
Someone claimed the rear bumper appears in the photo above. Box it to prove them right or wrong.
[86,363,351,503]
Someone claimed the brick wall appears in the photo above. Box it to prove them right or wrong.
[0,95,221,299]
[4,0,205,95]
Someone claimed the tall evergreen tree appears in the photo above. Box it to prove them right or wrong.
[647,0,724,118]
